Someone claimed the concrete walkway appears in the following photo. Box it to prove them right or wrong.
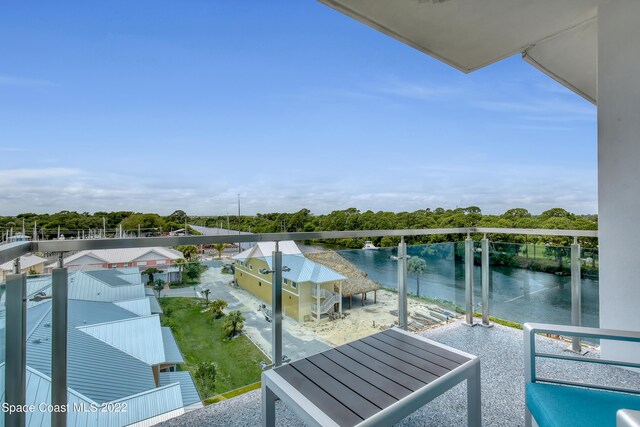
[159,320,640,427]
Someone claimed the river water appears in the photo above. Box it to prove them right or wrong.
[337,243,599,328]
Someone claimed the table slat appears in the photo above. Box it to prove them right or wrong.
[290,358,382,420]
[360,336,451,377]
[370,333,461,370]
[383,329,471,365]
[322,349,413,400]
[277,364,362,427]
[307,353,398,409]
[347,341,439,385]
[335,345,427,391]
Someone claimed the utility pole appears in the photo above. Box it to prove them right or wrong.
[103,217,106,238]
[237,194,241,254]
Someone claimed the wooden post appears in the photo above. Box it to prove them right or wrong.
[374,290,377,304]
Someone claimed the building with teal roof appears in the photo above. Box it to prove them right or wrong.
[0,268,200,426]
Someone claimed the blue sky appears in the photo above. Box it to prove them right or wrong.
[0,1,597,216]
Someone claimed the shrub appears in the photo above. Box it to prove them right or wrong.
[194,362,218,398]
[210,299,228,320]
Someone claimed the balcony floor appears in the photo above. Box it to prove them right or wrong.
[159,320,640,427]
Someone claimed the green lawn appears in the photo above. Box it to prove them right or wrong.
[159,297,268,398]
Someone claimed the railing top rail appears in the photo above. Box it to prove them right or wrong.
[0,226,598,264]
[475,227,598,238]
[0,241,33,265]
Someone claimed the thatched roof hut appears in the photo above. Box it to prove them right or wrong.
[306,251,381,297]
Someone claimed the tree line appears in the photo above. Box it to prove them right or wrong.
[194,206,598,248]
[1,206,597,248]
[0,210,192,239]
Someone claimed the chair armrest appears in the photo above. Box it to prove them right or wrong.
[525,323,640,343]
[618,409,640,427]
[524,323,640,384]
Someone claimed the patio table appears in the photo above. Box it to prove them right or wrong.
[262,327,481,426]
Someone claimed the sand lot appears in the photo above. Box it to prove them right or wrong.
[214,278,458,348]
[297,289,460,346]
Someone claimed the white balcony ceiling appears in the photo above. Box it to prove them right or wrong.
[319,0,598,103]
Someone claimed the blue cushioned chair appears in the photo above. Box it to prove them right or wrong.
[524,323,640,427]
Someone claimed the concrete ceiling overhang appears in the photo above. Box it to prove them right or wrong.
[318,0,598,103]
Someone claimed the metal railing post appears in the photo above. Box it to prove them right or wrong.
[465,234,476,326]
[272,243,283,368]
[52,268,68,427]
[397,237,408,330]
[481,235,492,327]
[5,273,27,427]
[570,237,582,353]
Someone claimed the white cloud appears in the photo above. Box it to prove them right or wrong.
[0,75,58,88]
[0,168,79,182]
[0,161,597,216]
[476,99,595,118]
[369,76,464,100]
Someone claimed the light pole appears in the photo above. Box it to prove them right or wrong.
[237,194,241,254]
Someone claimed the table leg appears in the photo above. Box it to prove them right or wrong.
[467,362,482,427]
[262,382,276,427]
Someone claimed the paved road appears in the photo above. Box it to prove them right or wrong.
[164,266,330,362]
[162,286,201,298]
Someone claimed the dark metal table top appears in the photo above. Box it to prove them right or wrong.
[270,328,473,427]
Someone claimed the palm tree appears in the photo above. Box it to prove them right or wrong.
[154,279,166,298]
[407,257,427,297]
[223,310,245,339]
[210,299,228,319]
[212,243,225,259]
[203,289,211,304]
[177,245,198,261]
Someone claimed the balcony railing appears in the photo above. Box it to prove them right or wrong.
[0,226,597,427]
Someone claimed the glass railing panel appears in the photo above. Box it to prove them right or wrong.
[276,240,462,369]
[407,242,460,307]
[485,242,599,331]
[155,258,269,404]
[580,246,599,329]
[488,241,572,326]
[299,242,401,347]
